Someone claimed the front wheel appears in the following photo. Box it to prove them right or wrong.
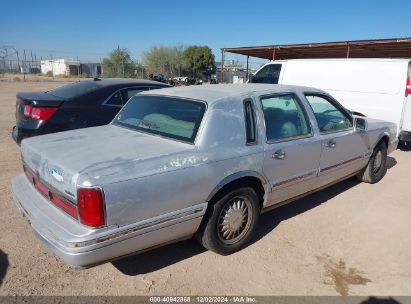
[196,184,260,255]
[357,141,387,184]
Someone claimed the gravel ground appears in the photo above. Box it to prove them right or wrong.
[0,81,410,296]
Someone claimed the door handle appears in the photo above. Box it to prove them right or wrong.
[272,149,286,159]
[325,139,337,148]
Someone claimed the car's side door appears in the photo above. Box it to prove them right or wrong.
[259,93,322,206]
[304,93,370,188]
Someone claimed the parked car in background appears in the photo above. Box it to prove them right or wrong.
[249,58,411,143]
[11,84,397,267]
[12,78,169,143]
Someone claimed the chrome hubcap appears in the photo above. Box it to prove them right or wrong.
[373,150,383,173]
[217,196,252,244]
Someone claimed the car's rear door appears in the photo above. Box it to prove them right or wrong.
[304,93,369,188]
[259,92,322,206]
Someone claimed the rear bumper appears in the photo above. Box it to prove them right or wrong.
[12,126,38,144]
[11,174,206,267]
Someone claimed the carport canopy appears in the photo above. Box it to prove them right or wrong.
[222,37,411,60]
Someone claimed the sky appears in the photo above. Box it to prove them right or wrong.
[1,0,411,67]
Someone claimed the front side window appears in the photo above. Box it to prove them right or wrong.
[261,94,310,142]
[305,95,352,133]
[114,95,206,143]
[253,64,282,84]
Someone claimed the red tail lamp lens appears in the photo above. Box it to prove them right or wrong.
[77,187,105,228]
[30,107,57,120]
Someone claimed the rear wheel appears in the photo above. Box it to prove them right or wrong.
[196,184,260,255]
[357,141,387,183]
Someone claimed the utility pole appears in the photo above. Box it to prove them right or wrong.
[23,49,26,81]
[50,55,54,79]
[220,49,225,84]
[77,56,80,80]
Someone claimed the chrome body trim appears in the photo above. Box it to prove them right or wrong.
[70,206,205,248]
[320,155,363,173]
[271,170,317,190]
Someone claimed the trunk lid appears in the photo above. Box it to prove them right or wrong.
[21,124,195,201]
[16,92,64,124]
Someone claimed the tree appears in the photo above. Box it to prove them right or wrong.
[101,47,136,78]
[184,46,215,80]
[142,45,186,79]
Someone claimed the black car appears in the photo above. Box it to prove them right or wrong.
[12,78,169,143]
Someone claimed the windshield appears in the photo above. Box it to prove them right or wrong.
[47,81,100,99]
[113,95,206,143]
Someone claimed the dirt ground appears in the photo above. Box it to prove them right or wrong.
[0,81,410,296]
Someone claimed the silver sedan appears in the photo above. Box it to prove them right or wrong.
[11,84,398,267]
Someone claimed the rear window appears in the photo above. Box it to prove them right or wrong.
[47,81,100,99]
[113,95,206,143]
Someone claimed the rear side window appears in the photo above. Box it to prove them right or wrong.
[261,94,310,142]
[244,100,257,144]
[305,94,352,133]
[106,87,147,106]
[47,81,100,99]
[254,64,282,84]
[106,91,123,106]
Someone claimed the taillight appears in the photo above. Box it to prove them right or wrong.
[31,107,57,120]
[23,105,33,117]
[24,105,57,120]
[33,179,49,198]
[23,164,78,219]
[50,192,78,219]
[406,77,411,96]
[23,165,34,184]
[77,187,105,228]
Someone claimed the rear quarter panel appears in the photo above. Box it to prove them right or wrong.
[102,95,265,227]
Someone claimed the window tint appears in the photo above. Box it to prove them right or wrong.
[106,88,147,106]
[47,81,100,99]
[114,95,206,143]
[106,91,123,106]
[254,64,282,84]
[124,88,144,100]
[305,95,352,133]
[261,94,310,141]
[244,100,257,144]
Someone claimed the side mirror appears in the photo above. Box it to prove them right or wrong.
[354,117,367,131]
[248,74,254,83]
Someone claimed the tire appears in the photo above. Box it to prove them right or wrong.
[196,184,260,255]
[357,141,387,184]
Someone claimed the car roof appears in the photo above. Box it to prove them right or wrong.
[139,84,325,103]
[85,78,169,87]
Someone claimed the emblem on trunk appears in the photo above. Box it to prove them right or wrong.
[50,166,64,182]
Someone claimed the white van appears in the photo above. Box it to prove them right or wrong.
[249,59,411,142]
